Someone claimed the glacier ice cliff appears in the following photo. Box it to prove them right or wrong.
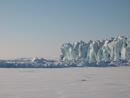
[60,36,130,66]
[0,35,129,67]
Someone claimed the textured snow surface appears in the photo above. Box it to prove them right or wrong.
[0,67,130,98]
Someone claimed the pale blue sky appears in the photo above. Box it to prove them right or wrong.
[0,0,130,59]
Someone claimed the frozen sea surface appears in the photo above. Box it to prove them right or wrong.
[0,67,130,98]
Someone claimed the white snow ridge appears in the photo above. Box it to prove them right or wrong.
[0,35,130,67]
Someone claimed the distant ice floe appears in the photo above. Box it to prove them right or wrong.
[0,35,130,67]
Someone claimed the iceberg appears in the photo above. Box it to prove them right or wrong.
[60,35,130,66]
[0,35,129,68]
